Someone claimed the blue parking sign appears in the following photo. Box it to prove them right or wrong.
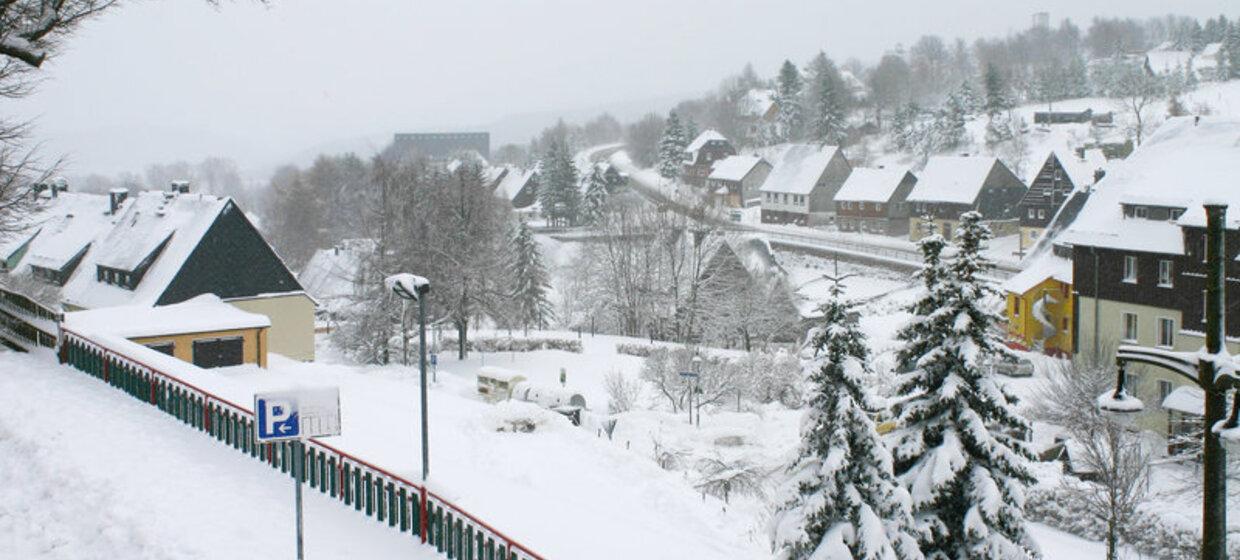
[256,396,300,441]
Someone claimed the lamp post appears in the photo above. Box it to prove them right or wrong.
[387,273,432,482]
[1098,204,1239,560]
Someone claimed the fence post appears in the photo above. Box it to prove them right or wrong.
[420,487,428,543]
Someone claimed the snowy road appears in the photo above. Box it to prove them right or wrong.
[0,350,437,560]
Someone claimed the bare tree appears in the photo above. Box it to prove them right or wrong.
[1032,350,1152,560]
[604,370,642,414]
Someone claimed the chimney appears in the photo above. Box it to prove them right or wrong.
[108,188,129,214]
[1094,169,1107,182]
[169,180,190,194]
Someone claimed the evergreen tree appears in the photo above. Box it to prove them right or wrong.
[1225,22,1240,80]
[983,63,1013,117]
[1065,56,1092,98]
[775,59,805,142]
[891,212,1038,560]
[955,80,980,115]
[774,281,924,560]
[508,221,554,332]
[891,102,923,152]
[683,116,700,146]
[581,165,609,226]
[934,90,968,151]
[657,112,688,180]
[807,52,848,145]
[539,140,580,226]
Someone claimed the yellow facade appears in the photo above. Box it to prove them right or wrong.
[131,326,268,368]
[227,292,316,361]
[1005,276,1074,357]
[1019,227,1044,254]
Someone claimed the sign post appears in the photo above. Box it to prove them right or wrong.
[255,387,342,560]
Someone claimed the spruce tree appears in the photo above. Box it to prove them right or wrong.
[509,220,554,333]
[657,112,688,180]
[774,281,924,560]
[775,59,805,142]
[934,90,968,151]
[808,52,848,146]
[891,212,1038,560]
[1225,22,1240,80]
[581,165,609,226]
[539,140,580,226]
[983,63,1012,117]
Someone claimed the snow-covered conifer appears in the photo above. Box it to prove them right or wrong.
[890,212,1038,560]
[983,63,1012,117]
[774,280,923,560]
[657,112,688,180]
[508,220,554,332]
[775,60,805,142]
[539,140,580,226]
[582,165,609,226]
[808,52,848,146]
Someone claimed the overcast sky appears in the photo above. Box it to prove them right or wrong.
[12,0,1237,179]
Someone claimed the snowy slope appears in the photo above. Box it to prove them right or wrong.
[0,349,437,560]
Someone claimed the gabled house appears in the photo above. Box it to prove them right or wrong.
[0,187,315,361]
[1004,244,1075,357]
[833,167,918,236]
[705,155,771,208]
[695,236,800,348]
[493,165,540,214]
[1016,150,1106,251]
[682,130,736,187]
[1059,116,1240,436]
[299,238,376,329]
[759,144,852,226]
[741,89,778,142]
[905,156,1026,241]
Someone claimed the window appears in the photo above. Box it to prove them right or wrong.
[1122,312,1138,342]
[876,203,884,212]
[1135,206,1148,219]
[1157,317,1174,347]
[860,202,867,211]
[1013,297,1021,317]
[1158,380,1174,405]
[1158,260,1173,287]
[1028,208,1036,219]
[1054,170,1063,181]
[1037,209,1046,219]
[1122,255,1137,283]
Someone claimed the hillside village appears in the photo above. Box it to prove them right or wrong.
[4,5,1240,560]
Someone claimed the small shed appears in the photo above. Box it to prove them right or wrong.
[63,294,271,368]
[476,366,528,401]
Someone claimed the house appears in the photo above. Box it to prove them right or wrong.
[695,236,800,348]
[682,130,736,187]
[1144,45,1194,77]
[1004,246,1075,357]
[493,166,540,214]
[1060,116,1240,436]
[0,185,315,361]
[298,239,376,329]
[740,89,778,142]
[759,144,852,226]
[1033,109,1094,125]
[906,156,1026,241]
[63,294,272,368]
[1194,42,1227,81]
[1016,150,1106,251]
[833,167,918,236]
[704,155,771,208]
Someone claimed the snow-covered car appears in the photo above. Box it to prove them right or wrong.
[990,357,1034,378]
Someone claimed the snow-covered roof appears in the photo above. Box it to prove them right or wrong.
[63,294,270,339]
[1003,252,1072,295]
[1061,116,1240,254]
[17,193,115,272]
[833,167,913,203]
[759,144,841,195]
[742,89,776,118]
[60,192,232,309]
[1161,385,1203,415]
[494,166,537,202]
[685,130,727,155]
[707,155,765,182]
[1146,49,1193,75]
[905,156,1001,205]
[298,239,373,309]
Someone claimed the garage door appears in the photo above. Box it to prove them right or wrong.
[192,336,244,368]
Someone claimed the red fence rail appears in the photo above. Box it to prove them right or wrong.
[59,327,545,560]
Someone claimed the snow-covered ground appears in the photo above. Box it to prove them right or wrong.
[0,349,437,560]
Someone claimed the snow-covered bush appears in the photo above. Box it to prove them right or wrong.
[615,343,656,357]
[694,456,766,504]
[604,371,643,414]
[440,336,582,354]
[736,350,802,407]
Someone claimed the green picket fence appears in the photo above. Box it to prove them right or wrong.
[59,328,545,560]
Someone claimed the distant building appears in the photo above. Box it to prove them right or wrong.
[1016,150,1106,251]
[759,144,852,226]
[740,89,778,142]
[705,155,771,208]
[833,167,918,236]
[681,130,736,187]
[493,166,541,214]
[298,239,376,329]
[389,132,490,160]
[905,156,1026,241]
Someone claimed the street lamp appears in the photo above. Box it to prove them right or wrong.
[386,273,432,482]
[1098,204,1240,560]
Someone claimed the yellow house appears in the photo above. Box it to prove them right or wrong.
[63,295,271,368]
[1003,254,1074,357]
